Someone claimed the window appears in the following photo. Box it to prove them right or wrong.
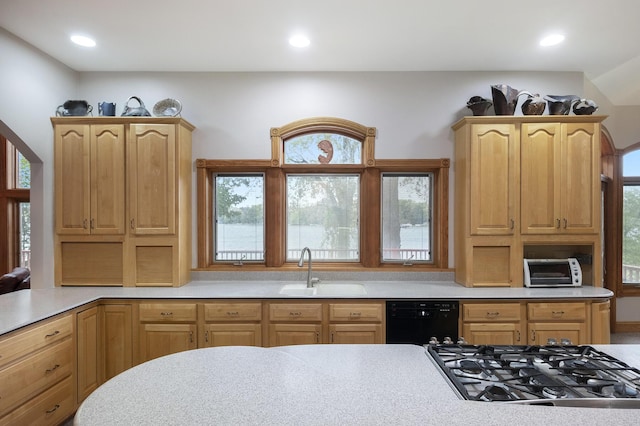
[214,174,264,262]
[381,173,432,263]
[623,149,640,287]
[0,135,30,274]
[196,117,449,270]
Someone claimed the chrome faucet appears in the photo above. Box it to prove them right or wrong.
[298,247,315,288]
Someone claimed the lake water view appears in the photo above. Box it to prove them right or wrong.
[215,223,430,261]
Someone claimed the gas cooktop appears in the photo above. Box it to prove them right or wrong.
[427,344,640,404]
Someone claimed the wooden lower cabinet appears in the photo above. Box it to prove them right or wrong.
[137,302,198,363]
[527,302,588,345]
[101,303,133,381]
[77,306,100,403]
[266,301,385,346]
[267,302,323,346]
[327,302,384,344]
[0,314,74,423]
[202,302,262,347]
[461,302,524,345]
[591,300,611,344]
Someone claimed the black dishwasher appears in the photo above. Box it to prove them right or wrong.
[386,301,459,344]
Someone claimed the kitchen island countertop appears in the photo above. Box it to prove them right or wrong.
[0,280,612,336]
[73,343,640,425]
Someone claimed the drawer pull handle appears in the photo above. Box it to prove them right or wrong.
[46,364,61,374]
[46,404,60,414]
[160,312,173,317]
[486,311,500,317]
[45,330,60,338]
[130,219,135,229]
[552,310,565,317]
[82,219,88,229]
[289,312,302,316]
[349,312,362,317]
[226,311,239,316]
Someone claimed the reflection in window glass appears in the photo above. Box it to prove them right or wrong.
[381,174,432,263]
[284,133,361,165]
[214,174,264,262]
[287,174,359,261]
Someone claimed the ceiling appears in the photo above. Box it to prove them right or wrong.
[2,0,640,105]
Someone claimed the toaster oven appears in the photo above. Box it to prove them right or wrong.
[523,258,582,287]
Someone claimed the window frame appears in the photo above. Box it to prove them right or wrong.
[621,149,640,294]
[0,135,30,274]
[196,117,449,271]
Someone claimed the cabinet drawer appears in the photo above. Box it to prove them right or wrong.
[0,375,74,426]
[528,303,586,321]
[0,315,72,369]
[0,339,73,415]
[139,303,197,322]
[463,303,522,321]
[329,303,383,322]
[204,302,262,321]
[269,303,323,322]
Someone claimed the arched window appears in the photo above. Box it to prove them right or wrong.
[196,117,449,270]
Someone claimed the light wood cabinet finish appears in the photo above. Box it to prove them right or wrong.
[101,304,133,381]
[328,303,383,322]
[0,314,74,421]
[139,302,198,322]
[527,301,589,345]
[329,324,383,344]
[0,315,72,369]
[591,300,611,344]
[202,302,263,347]
[461,302,524,345]
[54,124,126,235]
[0,376,74,426]
[0,338,73,415]
[269,303,324,322]
[521,123,600,234]
[453,116,604,288]
[77,306,99,404]
[268,323,322,346]
[52,117,194,287]
[137,302,198,363]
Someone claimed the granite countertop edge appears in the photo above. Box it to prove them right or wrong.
[0,279,613,336]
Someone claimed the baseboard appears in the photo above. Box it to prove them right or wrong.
[614,322,640,333]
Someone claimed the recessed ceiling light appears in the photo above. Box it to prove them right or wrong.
[70,35,96,47]
[539,34,565,47]
[289,34,310,48]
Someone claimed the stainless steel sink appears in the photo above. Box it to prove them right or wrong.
[279,283,367,296]
[509,398,640,409]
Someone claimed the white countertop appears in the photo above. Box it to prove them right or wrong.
[0,280,613,336]
[73,344,640,426]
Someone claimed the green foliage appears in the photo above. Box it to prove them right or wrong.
[623,186,640,266]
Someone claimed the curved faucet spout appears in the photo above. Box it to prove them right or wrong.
[298,247,313,288]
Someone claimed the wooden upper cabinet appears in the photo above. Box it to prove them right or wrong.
[55,124,125,235]
[468,124,518,235]
[521,122,599,234]
[128,124,176,235]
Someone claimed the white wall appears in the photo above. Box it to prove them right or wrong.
[0,28,77,288]
[2,28,639,322]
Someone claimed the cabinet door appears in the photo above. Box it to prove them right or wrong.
[469,124,518,235]
[528,322,587,345]
[329,324,383,344]
[591,300,611,344]
[128,124,176,235]
[77,306,100,403]
[203,324,262,347]
[138,323,197,363]
[101,304,133,381]
[520,122,561,234]
[55,124,91,234]
[561,123,599,233]
[461,323,523,345]
[268,324,321,346]
[91,124,125,234]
